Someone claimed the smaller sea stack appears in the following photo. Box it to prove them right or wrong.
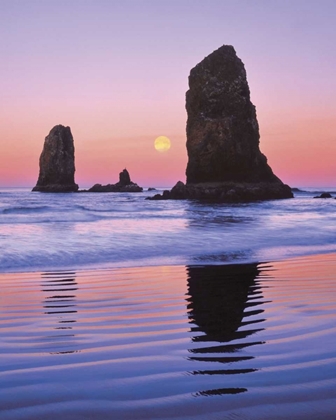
[32,125,78,192]
[87,168,143,192]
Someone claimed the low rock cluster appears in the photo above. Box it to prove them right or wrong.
[86,169,143,193]
[147,181,292,202]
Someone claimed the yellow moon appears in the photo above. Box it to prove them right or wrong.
[154,136,171,152]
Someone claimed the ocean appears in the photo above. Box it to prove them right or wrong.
[1,187,336,273]
[1,187,336,419]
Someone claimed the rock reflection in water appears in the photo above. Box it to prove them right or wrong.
[186,263,266,396]
[41,271,79,355]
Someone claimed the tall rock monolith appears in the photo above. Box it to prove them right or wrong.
[148,45,292,201]
[32,125,78,192]
[186,45,282,184]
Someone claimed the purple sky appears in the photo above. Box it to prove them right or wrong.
[1,0,335,187]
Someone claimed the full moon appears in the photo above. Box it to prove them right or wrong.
[154,136,171,152]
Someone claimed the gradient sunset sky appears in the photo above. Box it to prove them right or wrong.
[1,0,335,188]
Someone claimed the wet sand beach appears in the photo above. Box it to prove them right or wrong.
[1,252,336,419]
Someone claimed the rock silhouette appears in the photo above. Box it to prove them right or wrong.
[119,169,131,186]
[186,45,278,184]
[32,125,78,192]
[87,168,143,192]
[314,192,332,199]
[148,45,292,202]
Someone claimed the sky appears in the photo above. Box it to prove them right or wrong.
[0,0,335,188]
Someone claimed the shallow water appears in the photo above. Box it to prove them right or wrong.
[0,187,336,272]
[1,253,336,419]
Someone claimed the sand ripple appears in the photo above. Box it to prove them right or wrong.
[1,254,336,419]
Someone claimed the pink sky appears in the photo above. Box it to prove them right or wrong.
[0,0,335,188]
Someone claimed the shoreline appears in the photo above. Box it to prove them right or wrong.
[1,248,336,276]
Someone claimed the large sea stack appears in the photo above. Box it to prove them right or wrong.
[149,45,292,202]
[32,125,78,192]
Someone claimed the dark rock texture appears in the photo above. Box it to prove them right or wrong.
[186,45,280,184]
[147,180,292,202]
[87,169,143,193]
[119,169,131,186]
[32,125,78,192]
[148,45,292,202]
